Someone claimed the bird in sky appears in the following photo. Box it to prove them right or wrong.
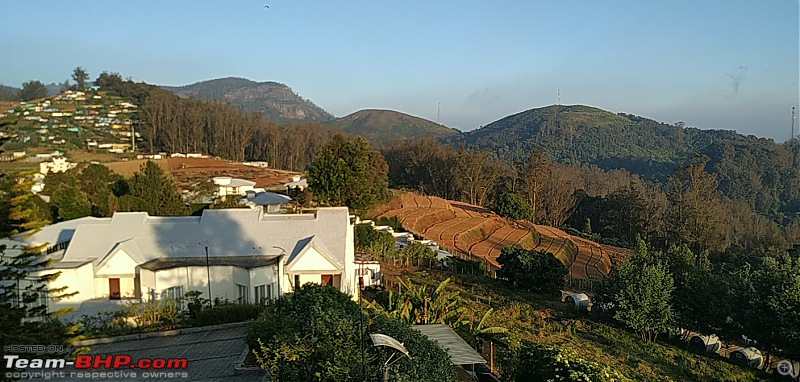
[264,5,269,8]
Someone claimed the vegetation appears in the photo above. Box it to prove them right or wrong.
[507,341,630,382]
[600,240,675,342]
[325,109,460,146]
[497,246,568,297]
[248,284,456,381]
[71,67,89,90]
[490,192,532,220]
[389,270,768,381]
[0,172,79,365]
[19,80,48,101]
[307,134,389,213]
[354,223,395,258]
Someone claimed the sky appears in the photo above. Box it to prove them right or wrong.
[1,0,798,140]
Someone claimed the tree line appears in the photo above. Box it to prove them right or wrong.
[381,137,790,257]
[95,73,339,170]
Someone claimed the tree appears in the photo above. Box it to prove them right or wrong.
[77,164,121,217]
[496,246,568,297]
[0,176,79,366]
[72,67,89,90]
[608,240,675,342]
[249,284,455,382]
[519,151,549,223]
[665,154,727,254]
[307,135,389,213]
[490,192,532,220]
[51,183,92,220]
[19,80,48,101]
[128,161,186,216]
[354,224,395,260]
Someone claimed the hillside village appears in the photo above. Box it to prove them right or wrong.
[0,89,139,154]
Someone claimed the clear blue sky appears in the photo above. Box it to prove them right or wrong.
[1,0,798,140]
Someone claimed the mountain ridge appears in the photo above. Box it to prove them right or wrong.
[162,76,334,122]
[325,109,461,145]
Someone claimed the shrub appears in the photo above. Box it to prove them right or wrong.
[249,284,456,381]
[508,341,631,382]
[497,246,568,297]
[490,193,532,221]
[191,303,266,326]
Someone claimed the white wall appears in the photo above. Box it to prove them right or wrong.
[35,263,94,312]
[148,265,277,303]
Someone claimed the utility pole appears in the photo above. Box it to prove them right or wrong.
[205,246,212,302]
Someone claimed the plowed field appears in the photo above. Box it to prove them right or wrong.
[370,192,630,279]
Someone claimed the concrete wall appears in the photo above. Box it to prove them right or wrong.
[34,263,95,312]
[142,264,278,303]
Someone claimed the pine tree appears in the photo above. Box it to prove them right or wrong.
[128,161,187,216]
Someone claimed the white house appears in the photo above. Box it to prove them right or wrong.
[213,176,257,197]
[15,207,358,314]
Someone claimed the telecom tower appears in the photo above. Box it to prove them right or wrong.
[792,106,797,142]
[437,103,441,125]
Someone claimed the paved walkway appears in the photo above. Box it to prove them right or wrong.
[28,323,266,382]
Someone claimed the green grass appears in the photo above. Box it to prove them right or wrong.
[394,270,768,382]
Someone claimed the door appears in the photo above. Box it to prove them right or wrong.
[109,278,121,300]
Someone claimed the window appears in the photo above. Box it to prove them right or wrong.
[237,284,247,303]
[294,275,300,290]
[254,285,265,304]
[162,286,184,309]
[266,284,273,300]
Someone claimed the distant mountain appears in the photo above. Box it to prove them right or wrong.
[453,104,800,221]
[162,77,333,122]
[326,109,461,145]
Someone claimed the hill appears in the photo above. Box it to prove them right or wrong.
[325,109,461,145]
[369,191,629,279]
[452,104,800,222]
[162,77,333,122]
[0,89,139,154]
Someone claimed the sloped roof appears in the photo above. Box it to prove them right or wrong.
[242,191,292,206]
[412,324,486,365]
[60,208,351,267]
[15,216,110,249]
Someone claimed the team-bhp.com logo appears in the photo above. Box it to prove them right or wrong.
[4,354,189,380]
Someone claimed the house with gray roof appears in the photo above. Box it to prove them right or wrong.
[21,207,357,313]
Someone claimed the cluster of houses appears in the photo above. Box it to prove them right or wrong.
[1,89,139,153]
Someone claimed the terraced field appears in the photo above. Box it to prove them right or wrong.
[370,192,630,279]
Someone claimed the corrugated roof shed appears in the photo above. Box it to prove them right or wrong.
[412,324,486,365]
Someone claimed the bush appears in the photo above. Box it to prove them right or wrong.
[497,246,568,297]
[508,341,631,382]
[355,223,396,258]
[490,193,532,220]
[248,284,456,381]
[191,303,266,326]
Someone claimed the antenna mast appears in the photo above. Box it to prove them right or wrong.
[557,89,560,105]
[437,103,441,125]
[792,106,797,142]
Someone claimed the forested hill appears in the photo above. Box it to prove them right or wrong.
[162,77,334,122]
[325,109,461,146]
[453,104,800,221]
